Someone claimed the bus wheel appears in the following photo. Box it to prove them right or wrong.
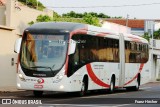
[79,80,87,97]
[33,91,43,97]
[133,77,140,91]
[126,77,140,91]
[109,77,115,93]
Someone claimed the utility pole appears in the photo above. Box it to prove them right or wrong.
[126,14,129,27]
[126,14,129,33]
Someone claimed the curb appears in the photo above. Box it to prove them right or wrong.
[0,90,26,94]
[0,90,25,93]
[0,87,25,93]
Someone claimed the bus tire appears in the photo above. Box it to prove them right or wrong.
[33,91,43,97]
[79,77,88,97]
[133,75,140,91]
[109,76,115,93]
[126,75,140,91]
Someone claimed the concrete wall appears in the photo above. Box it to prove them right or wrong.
[131,29,144,36]
[0,6,5,25]
[102,21,131,33]
[151,39,160,50]
[0,1,53,88]
[149,39,160,81]
[4,0,53,35]
[12,6,53,35]
[0,26,19,87]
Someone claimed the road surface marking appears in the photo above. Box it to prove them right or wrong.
[139,87,151,90]
[111,104,131,107]
[82,93,126,98]
[45,104,131,107]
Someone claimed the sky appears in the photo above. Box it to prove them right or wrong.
[39,0,160,19]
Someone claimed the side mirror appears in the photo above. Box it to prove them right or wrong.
[68,39,76,55]
[14,38,22,53]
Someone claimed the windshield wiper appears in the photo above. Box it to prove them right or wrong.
[52,64,55,69]
[30,66,53,71]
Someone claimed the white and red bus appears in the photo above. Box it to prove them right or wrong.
[14,22,149,97]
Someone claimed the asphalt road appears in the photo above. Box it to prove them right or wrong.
[0,82,160,107]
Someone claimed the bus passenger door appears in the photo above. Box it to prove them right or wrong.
[119,33,125,87]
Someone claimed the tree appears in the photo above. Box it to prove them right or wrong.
[62,11,122,19]
[142,29,160,41]
[154,28,160,39]
[53,11,61,21]
[98,13,110,18]
[29,11,124,26]
[82,13,101,26]
[62,11,84,18]
[28,21,34,26]
[36,15,52,22]
[142,33,150,41]
[112,16,123,19]
[53,11,61,18]
[28,14,52,25]
[18,0,45,10]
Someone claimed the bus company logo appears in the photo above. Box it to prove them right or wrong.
[25,79,36,82]
[34,84,43,89]
[37,78,44,84]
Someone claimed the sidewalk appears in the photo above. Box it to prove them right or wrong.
[0,86,24,93]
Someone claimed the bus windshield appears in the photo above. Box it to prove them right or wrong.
[20,33,68,73]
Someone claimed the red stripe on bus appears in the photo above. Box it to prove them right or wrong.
[86,64,110,87]
[124,63,144,86]
[96,33,110,37]
[131,39,142,43]
[70,28,88,37]
[128,36,143,43]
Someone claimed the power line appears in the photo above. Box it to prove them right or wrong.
[46,2,160,8]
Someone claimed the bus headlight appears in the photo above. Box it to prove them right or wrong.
[17,83,21,88]
[18,73,26,81]
[53,75,63,83]
[57,75,63,80]
[60,85,64,89]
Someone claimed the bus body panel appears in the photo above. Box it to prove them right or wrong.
[16,22,149,93]
[17,65,73,92]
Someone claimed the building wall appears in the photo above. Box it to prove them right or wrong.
[0,1,53,88]
[149,39,160,81]
[144,20,155,35]
[152,39,160,49]
[12,6,53,35]
[131,28,144,36]
[0,27,19,87]
[5,0,53,35]
[102,21,131,33]
[0,6,5,25]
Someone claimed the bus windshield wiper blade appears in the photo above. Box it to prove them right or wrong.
[30,66,53,71]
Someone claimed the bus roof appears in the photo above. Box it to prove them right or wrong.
[26,22,148,43]
[123,33,148,43]
[26,22,118,34]
[26,22,86,33]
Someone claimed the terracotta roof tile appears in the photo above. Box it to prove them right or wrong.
[0,0,5,5]
[105,19,144,28]
[0,0,5,4]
